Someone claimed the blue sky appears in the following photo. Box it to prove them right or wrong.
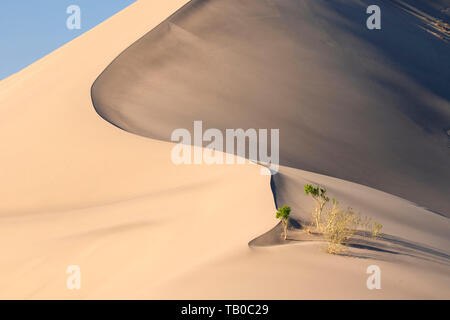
[0,0,136,80]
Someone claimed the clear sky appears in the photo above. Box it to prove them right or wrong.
[0,0,136,80]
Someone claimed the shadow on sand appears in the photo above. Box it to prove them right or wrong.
[249,217,450,266]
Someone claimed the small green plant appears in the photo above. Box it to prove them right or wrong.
[323,199,359,254]
[304,184,329,231]
[276,206,291,240]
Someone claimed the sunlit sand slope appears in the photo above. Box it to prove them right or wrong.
[0,0,274,298]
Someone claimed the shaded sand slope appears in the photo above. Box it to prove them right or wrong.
[0,0,449,299]
[254,166,450,255]
[92,0,450,215]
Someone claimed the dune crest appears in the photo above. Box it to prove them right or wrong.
[0,0,449,299]
[92,0,450,216]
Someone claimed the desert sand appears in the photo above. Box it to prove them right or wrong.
[0,0,449,299]
[93,0,450,216]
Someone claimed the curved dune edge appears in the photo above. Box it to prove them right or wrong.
[91,0,450,216]
[0,0,277,298]
[0,0,448,299]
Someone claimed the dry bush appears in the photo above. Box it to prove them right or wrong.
[371,221,383,239]
[322,199,359,254]
[303,184,384,254]
[304,225,313,234]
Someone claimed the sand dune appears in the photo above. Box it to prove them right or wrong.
[144,165,450,299]
[92,0,450,216]
[0,0,449,299]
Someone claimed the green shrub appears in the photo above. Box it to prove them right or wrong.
[276,206,291,240]
[304,184,329,231]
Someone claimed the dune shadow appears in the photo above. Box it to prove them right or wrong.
[345,242,400,255]
[332,234,450,265]
[251,220,450,266]
[270,174,278,210]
